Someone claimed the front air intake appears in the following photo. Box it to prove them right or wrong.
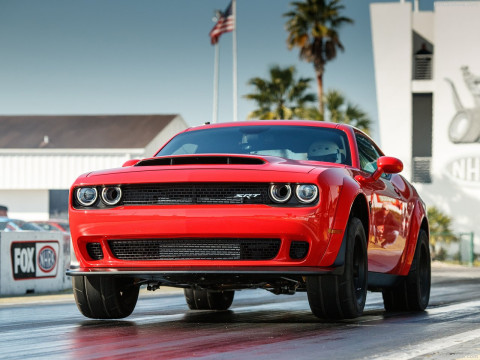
[86,243,104,260]
[108,238,281,260]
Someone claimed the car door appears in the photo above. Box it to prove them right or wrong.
[355,134,408,273]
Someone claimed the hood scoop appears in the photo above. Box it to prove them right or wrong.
[135,155,266,167]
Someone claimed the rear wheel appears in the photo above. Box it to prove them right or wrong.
[184,288,234,310]
[382,229,431,311]
[72,275,140,319]
[306,217,368,320]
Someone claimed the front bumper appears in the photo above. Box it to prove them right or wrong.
[69,204,345,270]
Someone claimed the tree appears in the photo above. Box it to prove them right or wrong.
[301,89,372,134]
[284,0,353,117]
[427,206,458,260]
[244,65,317,120]
[427,206,458,247]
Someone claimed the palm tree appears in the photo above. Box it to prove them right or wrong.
[303,90,372,134]
[427,206,458,247]
[244,65,317,120]
[427,206,458,260]
[284,0,353,117]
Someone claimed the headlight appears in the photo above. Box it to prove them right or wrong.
[76,187,98,206]
[269,184,292,203]
[101,186,122,206]
[295,184,318,204]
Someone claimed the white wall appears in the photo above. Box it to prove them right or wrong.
[415,1,480,251]
[370,2,413,179]
[143,115,189,158]
[0,190,48,221]
[372,0,480,251]
[0,149,143,190]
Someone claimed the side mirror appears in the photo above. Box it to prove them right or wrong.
[122,159,140,167]
[355,156,403,183]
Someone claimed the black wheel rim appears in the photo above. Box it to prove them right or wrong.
[353,237,366,306]
[418,242,431,305]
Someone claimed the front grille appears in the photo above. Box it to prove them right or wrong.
[86,242,104,260]
[108,238,281,260]
[122,183,270,205]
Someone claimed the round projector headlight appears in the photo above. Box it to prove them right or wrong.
[269,184,292,203]
[101,186,122,206]
[295,184,318,204]
[76,187,98,206]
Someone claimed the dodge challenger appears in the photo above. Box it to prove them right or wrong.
[67,120,430,320]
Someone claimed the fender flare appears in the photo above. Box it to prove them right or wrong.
[323,176,369,267]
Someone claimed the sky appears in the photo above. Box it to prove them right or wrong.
[0,0,437,142]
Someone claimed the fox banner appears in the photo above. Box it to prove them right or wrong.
[0,231,69,295]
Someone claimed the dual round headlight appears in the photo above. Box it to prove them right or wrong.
[76,186,122,207]
[269,183,318,204]
[296,184,318,204]
[76,187,98,206]
[101,187,122,206]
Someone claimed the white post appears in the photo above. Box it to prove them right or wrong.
[414,0,419,12]
[232,0,238,122]
[212,43,219,123]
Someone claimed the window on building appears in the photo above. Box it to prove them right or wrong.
[413,32,434,80]
[412,93,433,183]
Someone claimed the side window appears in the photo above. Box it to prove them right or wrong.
[356,134,381,173]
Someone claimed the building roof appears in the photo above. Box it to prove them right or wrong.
[0,114,179,149]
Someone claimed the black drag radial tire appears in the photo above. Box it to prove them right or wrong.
[184,288,235,310]
[382,229,431,312]
[72,275,140,319]
[306,217,368,320]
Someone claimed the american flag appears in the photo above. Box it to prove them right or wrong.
[209,1,234,45]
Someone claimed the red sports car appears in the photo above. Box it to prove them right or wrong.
[68,120,430,320]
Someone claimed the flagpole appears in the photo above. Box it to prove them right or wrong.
[232,0,238,122]
[212,42,219,123]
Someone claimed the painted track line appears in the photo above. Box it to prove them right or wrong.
[369,300,480,360]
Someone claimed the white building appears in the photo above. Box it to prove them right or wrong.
[371,0,480,251]
[0,114,187,220]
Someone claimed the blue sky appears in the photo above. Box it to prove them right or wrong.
[0,0,436,141]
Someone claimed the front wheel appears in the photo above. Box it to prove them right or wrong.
[306,217,368,320]
[184,288,234,310]
[382,229,431,311]
[72,275,140,319]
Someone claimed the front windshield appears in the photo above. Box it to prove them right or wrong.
[157,125,351,165]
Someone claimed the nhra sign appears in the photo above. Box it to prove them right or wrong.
[10,241,59,280]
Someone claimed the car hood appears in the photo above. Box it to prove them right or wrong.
[75,154,342,185]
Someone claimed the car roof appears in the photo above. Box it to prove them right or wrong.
[185,120,346,132]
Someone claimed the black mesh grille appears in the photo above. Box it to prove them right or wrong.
[122,183,270,205]
[86,243,104,260]
[289,241,309,260]
[108,238,281,260]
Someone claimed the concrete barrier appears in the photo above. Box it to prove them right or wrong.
[0,231,71,296]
